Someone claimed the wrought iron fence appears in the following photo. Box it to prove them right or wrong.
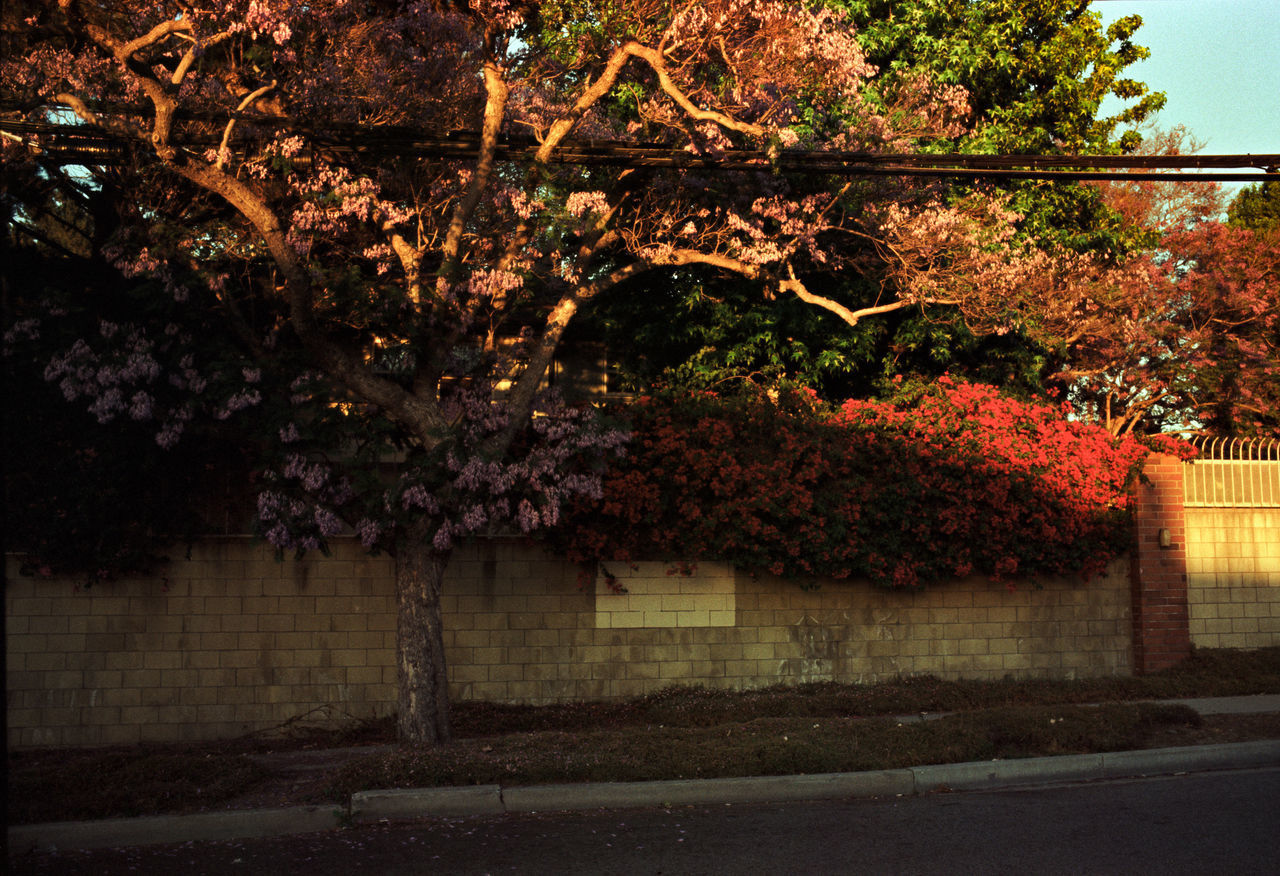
[1183,437,1280,508]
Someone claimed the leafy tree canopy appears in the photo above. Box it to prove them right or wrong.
[1228,180,1280,232]
[593,0,1166,401]
[840,0,1164,155]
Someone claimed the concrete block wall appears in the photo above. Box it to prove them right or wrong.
[443,547,1133,703]
[9,539,1133,747]
[1185,508,1280,649]
[728,562,1132,685]
[6,539,398,748]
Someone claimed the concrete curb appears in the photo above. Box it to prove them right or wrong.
[12,740,1280,854]
[497,770,912,814]
[352,785,505,819]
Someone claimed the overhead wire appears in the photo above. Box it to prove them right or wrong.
[2,110,1276,182]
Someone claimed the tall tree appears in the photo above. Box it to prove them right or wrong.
[999,129,1278,438]
[593,0,1166,398]
[842,0,1163,155]
[1228,180,1280,233]
[5,0,986,742]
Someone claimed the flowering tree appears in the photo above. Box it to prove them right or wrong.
[587,0,1166,399]
[5,0,986,742]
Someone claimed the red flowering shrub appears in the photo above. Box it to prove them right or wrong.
[552,379,1153,588]
[1140,432,1199,461]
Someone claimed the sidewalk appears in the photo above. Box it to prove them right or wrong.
[11,695,1280,856]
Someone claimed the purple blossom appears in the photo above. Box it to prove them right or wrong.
[432,525,453,551]
[225,388,262,412]
[258,491,284,517]
[315,507,344,536]
[2,317,40,346]
[302,464,329,492]
[155,417,186,448]
[460,504,488,531]
[515,499,539,533]
[128,391,154,420]
[356,518,383,548]
[88,387,124,423]
[401,483,439,513]
[329,477,355,505]
[265,523,293,548]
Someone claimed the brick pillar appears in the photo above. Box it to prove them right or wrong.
[1130,453,1191,673]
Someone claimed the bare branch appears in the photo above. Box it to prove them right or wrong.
[120,18,194,61]
[536,44,637,161]
[536,40,765,163]
[216,80,277,169]
[167,159,447,436]
[172,30,232,86]
[53,91,124,135]
[438,62,509,295]
[82,23,180,158]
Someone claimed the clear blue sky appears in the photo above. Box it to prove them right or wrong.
[1092,0,1280,160]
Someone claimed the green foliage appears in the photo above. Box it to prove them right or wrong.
[1228,180,1280,232]
[839,0,1162,256]
[579,268,886,398]
[839,0,1164,154]
[553,380,1151,588]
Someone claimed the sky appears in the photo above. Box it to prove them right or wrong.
[1091,0,1280,162]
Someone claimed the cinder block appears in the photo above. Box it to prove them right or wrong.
[285,649,321,667]
[181,614,222,634]
[327,649,367,669]
[257,614,297,633]
[179,686,220,706]
[366,612,396,631]
[23,652,67,672]
[119,704,160,726]
[221,614,259,633]
[159,669,199,688]
[466,681,512,701]
[523,628,560,647]
[204,596,244,615]
[27,615,70,635]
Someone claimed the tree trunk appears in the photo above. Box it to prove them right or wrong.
[394,525,453,744]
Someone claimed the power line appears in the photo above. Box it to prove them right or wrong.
[3,116,1277,182]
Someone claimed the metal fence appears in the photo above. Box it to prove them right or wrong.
[1183,437,1280,508]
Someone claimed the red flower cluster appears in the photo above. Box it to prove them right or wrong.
[554,379,1153,589]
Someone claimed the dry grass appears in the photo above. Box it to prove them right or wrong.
[9,646,1280,825]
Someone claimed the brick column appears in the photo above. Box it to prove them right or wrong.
[1130,453,1191,673]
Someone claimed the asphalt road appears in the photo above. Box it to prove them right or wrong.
[12,767,1280,875]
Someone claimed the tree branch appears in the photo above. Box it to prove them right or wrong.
[166,160,447,437]
[535,40,765,163]
[119,18,194,60]
[217,81,276,169]
[171,30,232,86]
[438,62,509,297]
